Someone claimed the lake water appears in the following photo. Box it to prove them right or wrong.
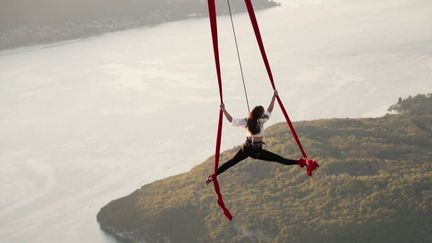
[0,0,431,242]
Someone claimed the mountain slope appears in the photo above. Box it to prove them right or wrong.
[97,94,432,243]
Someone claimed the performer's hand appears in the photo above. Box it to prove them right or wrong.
[220,103,225,110]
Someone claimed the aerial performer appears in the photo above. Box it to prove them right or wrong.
[206,90,318,185]
[206,0,319,220]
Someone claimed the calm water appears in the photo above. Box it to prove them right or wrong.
[0,0,431,242]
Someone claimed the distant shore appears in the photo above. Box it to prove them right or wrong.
[0,0,279,51]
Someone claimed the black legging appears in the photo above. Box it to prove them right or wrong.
[216,143,297,175]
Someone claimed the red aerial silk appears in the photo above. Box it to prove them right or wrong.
[207,0,314,221]
[207,0,233,221]
[244,0,308,158]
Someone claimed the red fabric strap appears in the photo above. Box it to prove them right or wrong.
[244,0,307,158]
[207,0,233,221]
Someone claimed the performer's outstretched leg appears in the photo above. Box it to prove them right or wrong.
[255,149,298,165]
[206,149,249,185]
[216,149,249,175]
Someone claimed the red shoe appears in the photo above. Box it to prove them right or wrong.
[205,173,216,185]
[306,159,319,176]
[297,157,307,168]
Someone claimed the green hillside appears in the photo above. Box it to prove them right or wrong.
[97,94,432,243]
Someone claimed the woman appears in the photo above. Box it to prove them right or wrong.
[206,90,318,185]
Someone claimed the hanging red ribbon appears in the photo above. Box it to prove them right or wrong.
[207,0,233,221]
[244,0,307,158]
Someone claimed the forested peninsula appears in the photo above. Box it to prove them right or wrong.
[0,0,279,50]
[98,94,432,243]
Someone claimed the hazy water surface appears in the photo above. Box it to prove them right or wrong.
[0,0,431,242]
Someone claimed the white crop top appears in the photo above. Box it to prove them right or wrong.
[231,110,271,139]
